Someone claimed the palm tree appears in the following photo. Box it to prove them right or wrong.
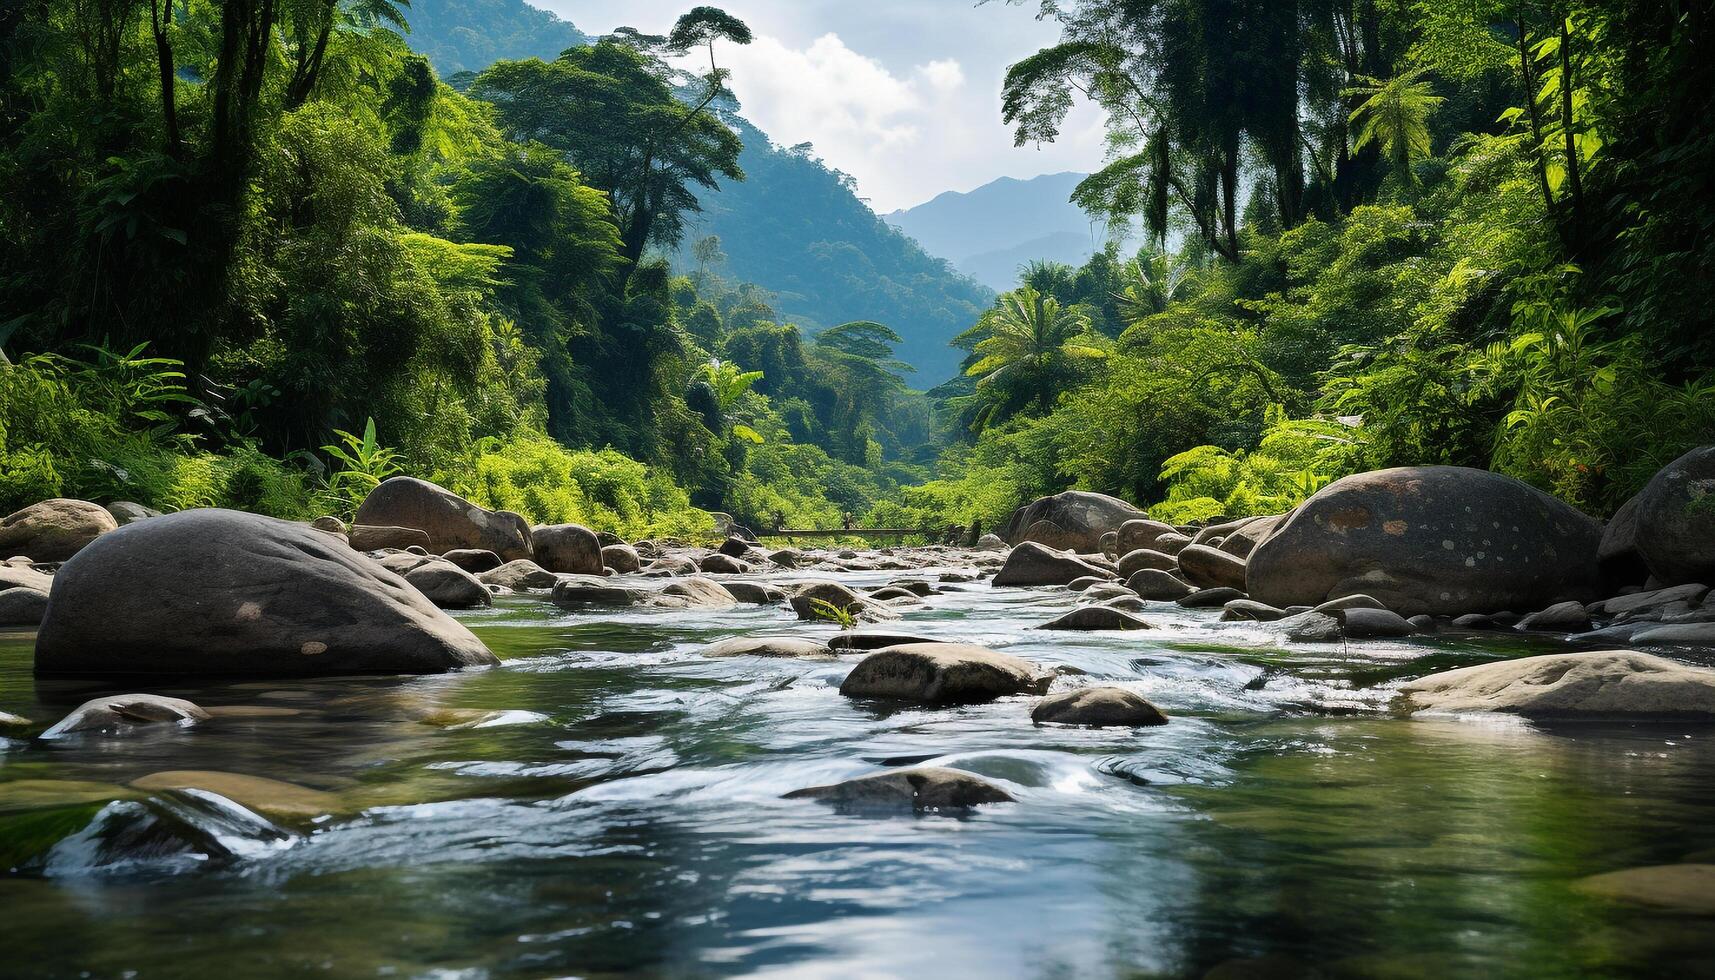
[1112,251,1196,328]
[1344,67,1444,187]
[957,286,1108,429]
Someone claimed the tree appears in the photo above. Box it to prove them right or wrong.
[1345,68,1443,189]
[957,286,1108,428]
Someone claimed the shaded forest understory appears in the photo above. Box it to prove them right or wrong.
[2,1,1712,536]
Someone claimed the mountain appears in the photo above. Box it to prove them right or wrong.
[403,0,994,384]
[676,119,993,383]
[405,0,587,77]
[884,173,1122,292]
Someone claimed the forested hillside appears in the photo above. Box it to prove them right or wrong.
[406,0,587,75]
[0,3,932,535]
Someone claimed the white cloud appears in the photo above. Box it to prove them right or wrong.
[918,58,965,92]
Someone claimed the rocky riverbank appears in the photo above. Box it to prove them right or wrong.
[4,450,1715,807]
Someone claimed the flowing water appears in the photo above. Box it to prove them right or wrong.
[4,563,1715,978]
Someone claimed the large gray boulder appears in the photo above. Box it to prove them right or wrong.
[529,523,603,574]
[0,586,50,625]
[1001,491,1146,553]
[992,542,1113,587]
[1246,466,1603,616]
[1632,446,1715,586]
[1175,544,1249,591]
[0,499,117,562]
[1116,518,1177,555]
[839,643,1049,704]
[35,509,496,676]
[1400,650,1715,718]
[355,477,531,560]
[1032,687,1167,727]
[1597,493,1650,589]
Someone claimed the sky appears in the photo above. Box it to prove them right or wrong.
[545,0,1110,213]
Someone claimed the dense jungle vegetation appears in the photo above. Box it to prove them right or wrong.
[1,0,1712,538]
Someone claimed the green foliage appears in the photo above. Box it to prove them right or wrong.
[321,418,406,516]
[804,598,857,631]
[1150,412,1366,523]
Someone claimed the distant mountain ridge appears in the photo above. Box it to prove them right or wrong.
[402,0,993,383]
[884,173,1124,291]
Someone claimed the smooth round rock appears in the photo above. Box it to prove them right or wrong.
[355,477,531,560]
[784,766,1013,811]
[40,693,210,738]
[839,643,1048,704]
[1039,606,1153,631]
[1032,687,1167,727]
[700,636,832,659]
[0,499,116,562]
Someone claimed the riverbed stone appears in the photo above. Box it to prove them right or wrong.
[1517,600,1592,633]
[839,643,1049,704]
[402,559,491,609]
[1336,607,1418,638]
[1400,650,1715,718]
[1633,446,1715,586]
[532,523,603,574]
[355,477,531,561]
[724,581,788,604]
[1246,466,1604,616]
[784,766,1014,811]
[0,499,117,562]
[1126,568,1194,600]
[975,534,1008,551]
[0,586,49,625]
[1630,622,1715,646]
[1118,548,1178,578]
[348,524,432,552]
[700,636,833,659]
[1221,599,1287,622]
[1116,518,1176,555]
[1032,687,1168,727]
[1592,583,1711,619]
[1178,586,1247,608]
[1176,544,1249,591]
[39,694,211,738]
[1002,491,1146,553]
[699,553,749,574]
[1039,606,1153,631]
[602,544,642,574]
[441,548,503,573]
[35,510,495,676]
[993,542,1113,587]
[1099,595,1150,613]
[826,632,940,651]
[1575,864,1715,914]
[1218,515,1285,558]
[479,559,559,590]
[658,577,739,608]
[551,576,647,607]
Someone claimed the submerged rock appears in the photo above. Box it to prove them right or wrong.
[356,477,531,560]
[1032,687,1167,727]
[992,542,1113,587]
[700,636,832,659]
[35,509,496,676]
[839,643,1049,704]
[1246,466,1603,616]
[1400,650,1715,718]
[39,694,210,738]
[130,770,343,822]
[0,498,117,562]
[1038,606,1153,631]
[784,766,1014,811]
[1575,864,1715,914]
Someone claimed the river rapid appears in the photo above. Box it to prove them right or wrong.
[4,557,1715,978]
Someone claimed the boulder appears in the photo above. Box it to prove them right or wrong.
[644,557,699,576]
[784,767,1013,811]
[0,562,54,594]
[869,586,924,603]
[105,501,162,526]
[35,510,495,676]
[1116,519,1177,556]
[441,549,503,573]
[1246,466,1604,616]
[1633,446,1715,586]
[1631,622,1715,646]
[1118,548,1178,578]
[827,632,940,651]
[1019,519,1089,552]
[348,524,432,552]
[1126,568,1194,601]
[1221,599,1287,622]
[1400,650,1715,718]
[1597,493,1650,589]
[1517,600,1592,633]
[1311,594,1388,615]
[992,542,1113,587]
[601,544,642,574]
[1032,687,1167,727]
[1099,595,1150,613]
[1191,517,1252,548]
[1099,530,1119,556]
[839,643,1049,704]
[1065,576,1107,593]
[551,576,647,607]
[1279,611,1342,642]
[1176,544,1249,591]
[657,577,739,608]
[0,499,117,562]
[531,523,603,575]
[402,559,491,609]
[478,559,559,590]
[1592,584,1710,619]
[1001,491,1146,553]
[1335,607,1418,638]
[1038,606,1153,631]
[717,536,752,558]
[355,477,531,560]
[724,581,787,604]
[38,693,210,738]
[767,548,804,568]
[1153,532,1193,555]
[0,586,49,625]
[975,534,1009,551]
[1218,514,1285,558]
[790,581,872,621]
[1177,587,1246,608]
[700,636,832,659]
[698,553,748,574]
